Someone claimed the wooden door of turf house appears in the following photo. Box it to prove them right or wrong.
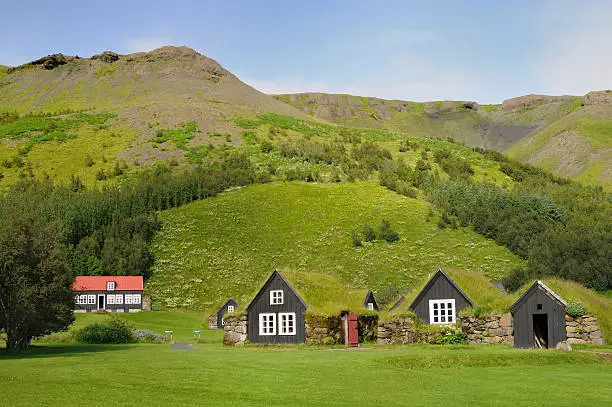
[342,312,359,347]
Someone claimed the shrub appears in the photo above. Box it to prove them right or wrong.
[378,219,399,242]
[362,224,376,242]
[566,300,587,317]
[351,231,362,247]
[436,324,468,345]
[75,316,135,344]
[85,155,95,167]
[260,140,274,153]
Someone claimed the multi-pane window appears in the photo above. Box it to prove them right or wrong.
[107,282,115,291]
[429,299,456,324]
[259,313,276,335]
[76,295,88,305]
[87,295,96,304]
[227,305,235,313]
[278,313,296,335]
[133,294,141,304]
[367,302,374,311]
[125,294,141,305]
[107,295,116,305]
[115,295,123,305]
[270,290,284,305]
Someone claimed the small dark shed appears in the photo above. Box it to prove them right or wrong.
[511,281,567,349]
[364,290,379,311]
[247,270,307,344]
[216,298,238,329]
[389,295,406,312]
[409,269,473,325]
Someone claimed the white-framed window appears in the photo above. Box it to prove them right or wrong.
[107,281,116,291]
[125,295,133,304]
[107,295,116,305]
[133,294,141,304]
[278,312,296,335]
[429,299,456,325]
[76,295,88,305]
[115,294,123,305]
[87,295,96,305]
[367,302,374,311]
[227,305,235,313]
[270,290,284,305]
[259,313,276,335]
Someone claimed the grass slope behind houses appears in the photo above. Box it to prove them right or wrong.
[147,181,523,313]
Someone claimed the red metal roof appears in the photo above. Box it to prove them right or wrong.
[73,276,143,291]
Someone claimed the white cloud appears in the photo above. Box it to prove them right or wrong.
[124,38,174,53]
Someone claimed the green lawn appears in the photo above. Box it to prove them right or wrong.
[0,342,610,406]
[148,181,523,312]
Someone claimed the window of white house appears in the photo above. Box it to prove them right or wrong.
[259,313,276,335]
[125,295,133,304]
[115,295,123,305]
[76,295,88,305]
[133,294,141,304]
[87,295,96,304]
[107,281,115,291]
[278,313,296,335]
[367,302,374,311]
[107,295,116,305]
[429,299,456,325]
[270,290,284,305]
[227,305,235,313]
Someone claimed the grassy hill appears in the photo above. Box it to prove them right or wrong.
[275,92,612,187]
[147,181,523,312]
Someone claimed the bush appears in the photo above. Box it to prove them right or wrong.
[75,316,135,344]
[260,140,274,153]
[566,300,587,317]
[378,219,399,242]
[436,324,468,345]
[85,155,95,167]
[351,231,362,247]
[362,224,376,242]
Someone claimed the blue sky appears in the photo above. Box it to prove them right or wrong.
[1,0,610,103]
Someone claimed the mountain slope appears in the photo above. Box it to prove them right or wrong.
[275,92,612,187]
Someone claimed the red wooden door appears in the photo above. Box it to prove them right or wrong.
[347,313,359,347]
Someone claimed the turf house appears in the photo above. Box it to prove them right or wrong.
[208,298,238,329]
[73,276,144,313]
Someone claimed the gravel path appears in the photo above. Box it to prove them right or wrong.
[170,342,200,351]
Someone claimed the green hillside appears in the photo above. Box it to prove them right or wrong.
[147,181,523,312]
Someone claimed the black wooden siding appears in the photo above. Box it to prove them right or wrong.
[409,271,473,324]
[247,272,307,344]
[512,283,566,348]
[364,291,379,311]
[216,299,238,328]
[74,290,143,312]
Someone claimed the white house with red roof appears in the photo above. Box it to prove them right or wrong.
[73,276,144,313]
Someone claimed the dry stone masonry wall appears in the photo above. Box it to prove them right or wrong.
[565,314,605,345]
[223,315,247,346]
[460,313,514,345]
[207,314,218,329]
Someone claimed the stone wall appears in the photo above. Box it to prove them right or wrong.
[207,314,218,329]
[460,313,514,345]
[223,315,247,346]
[565,314,606,345]
[142,295,152,311]
[377,317,438,344]
[305,313,342,345]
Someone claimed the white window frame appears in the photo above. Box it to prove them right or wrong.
[107,281,115,291]
[227,305,235,313]
[125,294,133,305]
[259,313,276,336]
[278,312,297,336]
[367,302,374,311]
[107,295,116,305]
[76,294,88,305]
[429,299,456,325]
[87,295,96,305]
[115,294,123,305]
[133,294,141,305]
[270,290,284,305]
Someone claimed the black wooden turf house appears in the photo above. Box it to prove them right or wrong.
[409,269,473,325]
[363,290,379,311]
[511,281,567,349]
[247,270,307,344]
[215,298,238,328]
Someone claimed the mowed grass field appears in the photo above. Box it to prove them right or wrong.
[148,181,523,311]
[1,339,610,406]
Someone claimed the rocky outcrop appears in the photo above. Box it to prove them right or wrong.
[582,90,612,106]
[565,314,605,345]
[223,315,247,346]
[501,94,573,112]
[460,313,514,345]
[8,53,78,73]
[91,51,120,63]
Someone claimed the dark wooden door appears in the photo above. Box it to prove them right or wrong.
[347,313,359,347]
